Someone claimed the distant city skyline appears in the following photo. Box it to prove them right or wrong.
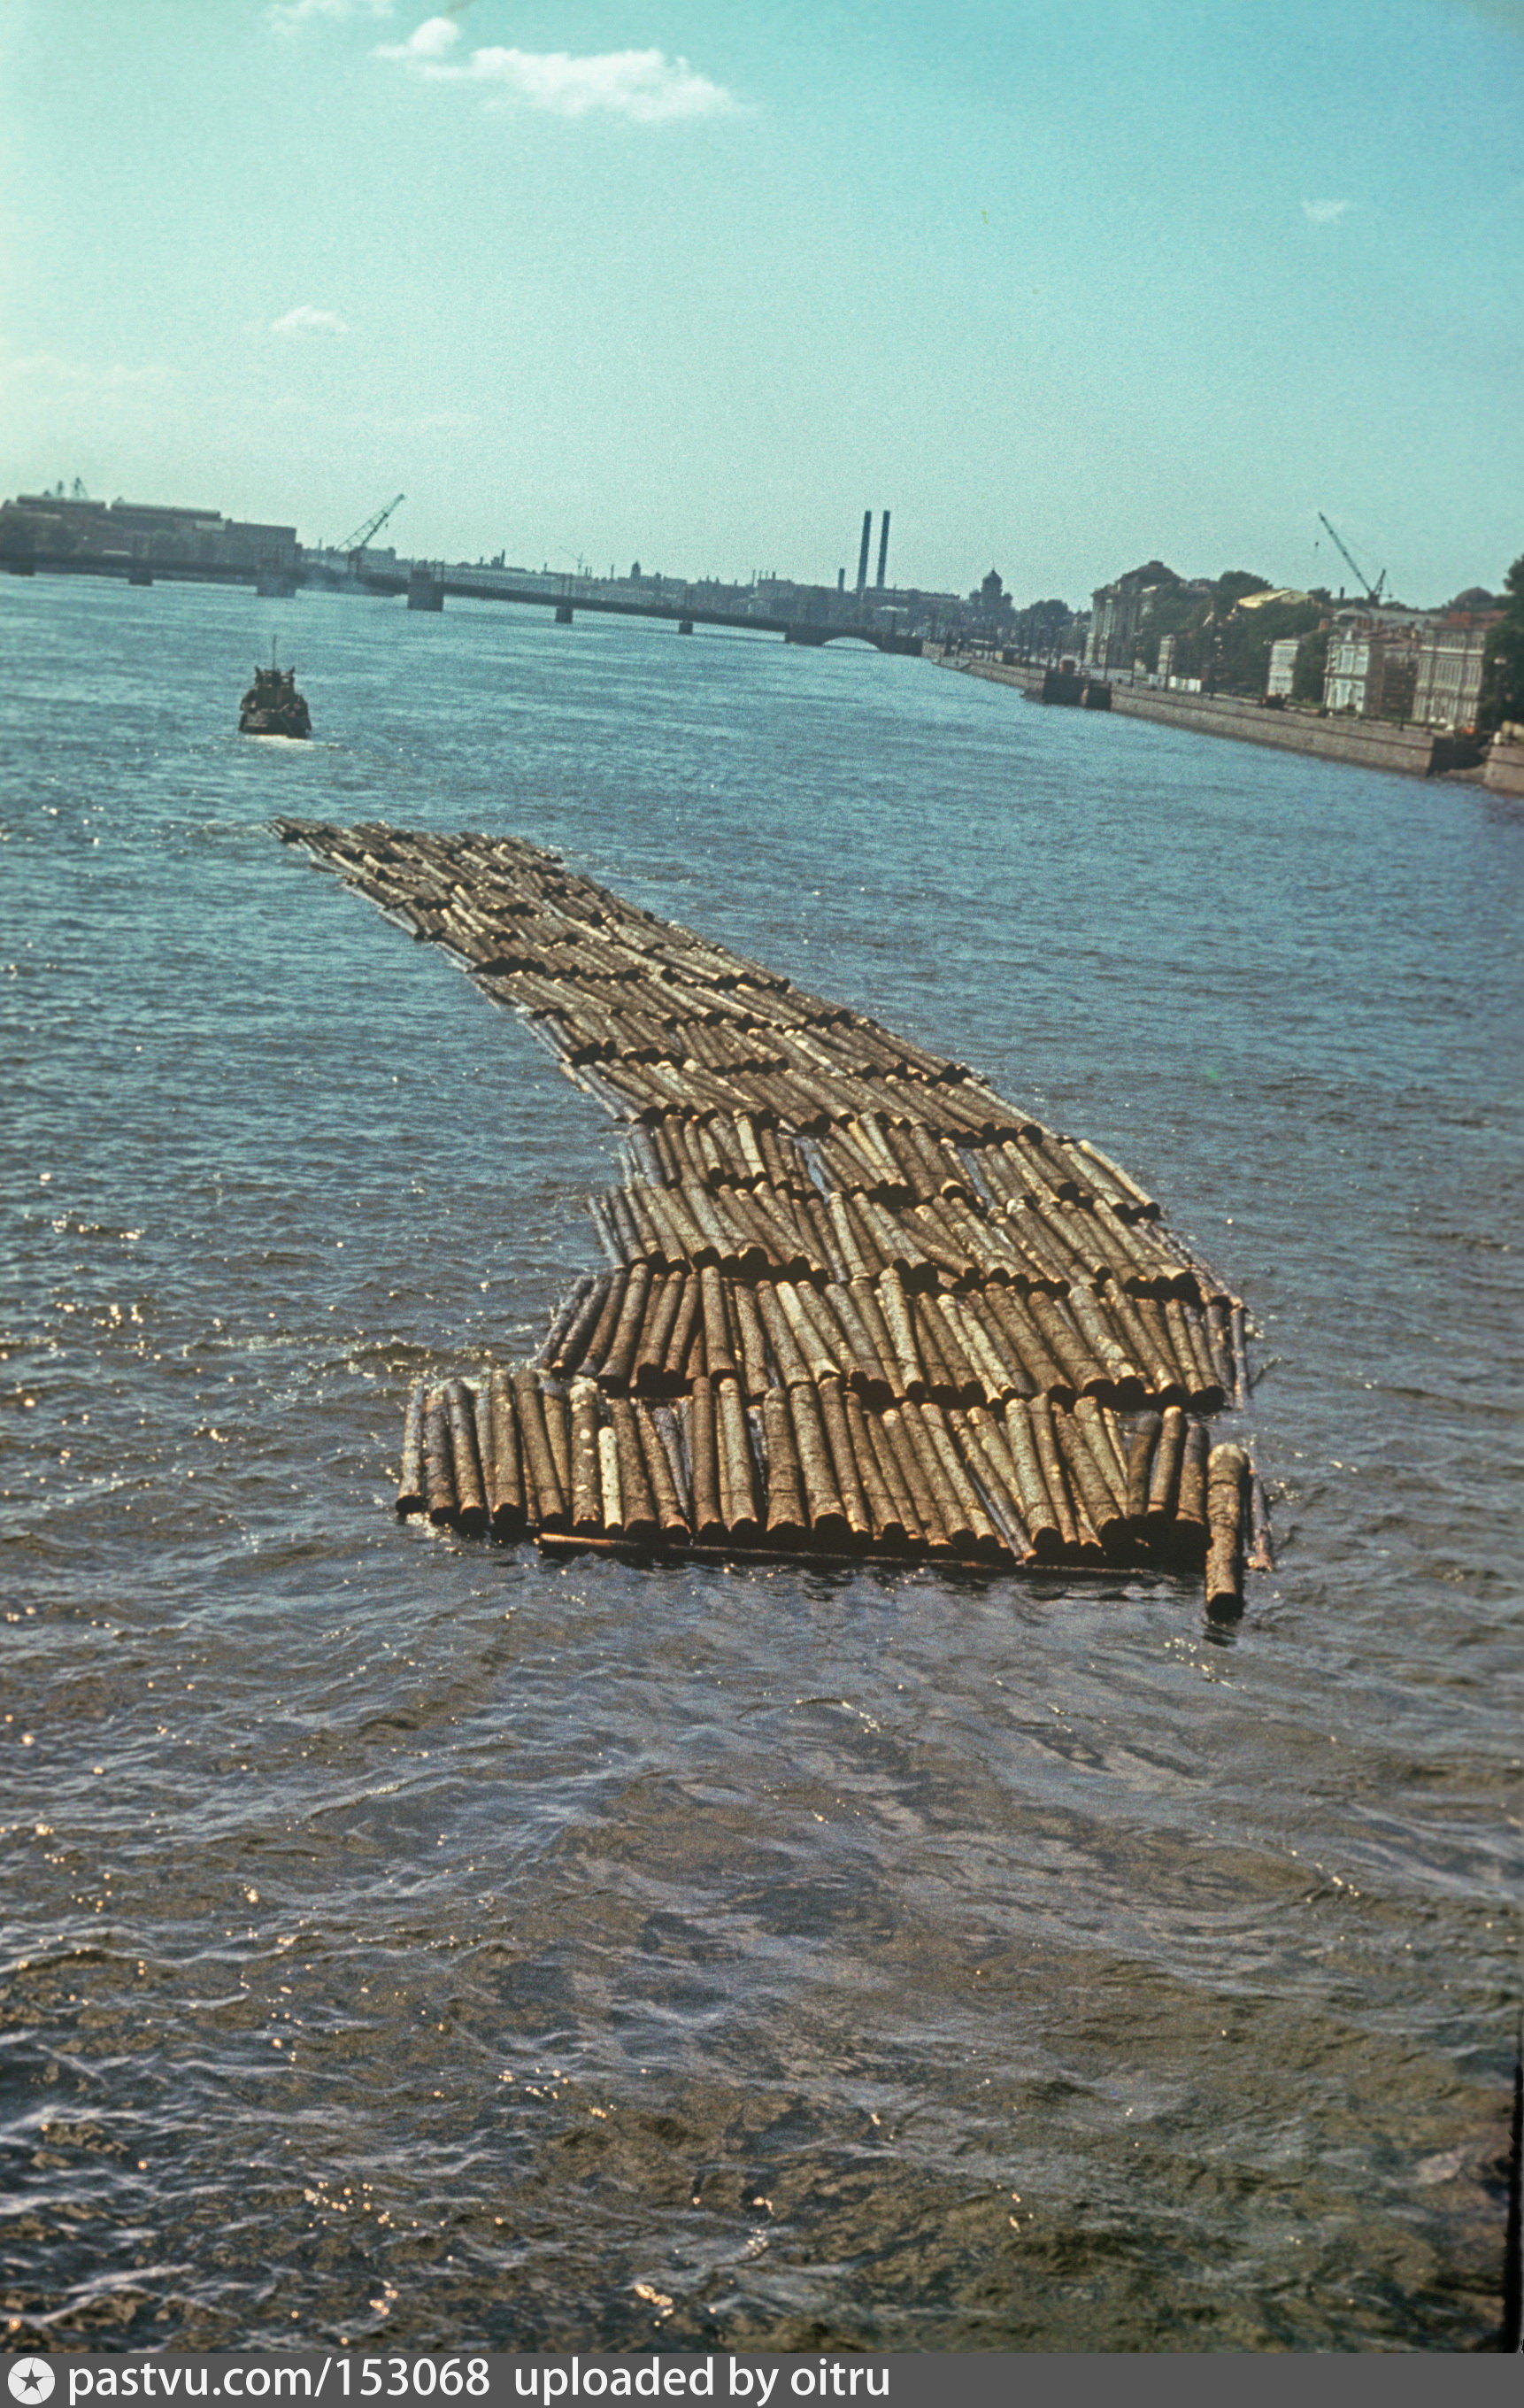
[4,1,1520,606]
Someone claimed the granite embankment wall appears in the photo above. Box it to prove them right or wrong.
[937,652,1473,780]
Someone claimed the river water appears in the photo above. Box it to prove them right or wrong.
[3,575,1519,2352]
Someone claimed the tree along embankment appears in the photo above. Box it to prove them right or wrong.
[938,652,1482,779]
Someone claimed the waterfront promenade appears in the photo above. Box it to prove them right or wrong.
[935,650,1485,780]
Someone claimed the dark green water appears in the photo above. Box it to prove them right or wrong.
[2,575,1519,2350]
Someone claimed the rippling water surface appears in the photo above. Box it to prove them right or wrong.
[3,577,1519,2351]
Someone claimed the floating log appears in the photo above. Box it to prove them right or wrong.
[756,1279,812,1390]
[881,1404,949,1554]
[538,1273,598,1371]
[512,1369,568,1532]
[442,1380,488,1534]
[762,1387,808,1545]
[288,821,1266,1599]
[1246,1472,1274,1572]
[818,1375,872,1545]
[842,1382,902,1547]
[1229,1303,1251,1407]
[1124,1413,1161,1530]
[423,1386,456,1525]
[600,1260,652,1392]
[685,1377,725,1544]
[552,1271,615,1378]
[396,1378,427,1515]
[788,1381,850,1545]
[715,1377,760,1542]
[637,1400,690,1542]
[569,1377,604,1534]
[700,1263,738,1381]
[1205,1443,1249,1613]
[480,1369,527,1537]
[1174,1419,1209,1564]
[1145,1404,1186,1533]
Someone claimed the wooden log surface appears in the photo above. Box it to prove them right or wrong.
[289,821,1265,1596]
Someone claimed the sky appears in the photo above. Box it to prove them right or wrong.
[4,0,1521,606]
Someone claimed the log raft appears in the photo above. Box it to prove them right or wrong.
[279,818,1269,1612]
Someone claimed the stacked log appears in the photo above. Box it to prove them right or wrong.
[277,821,1270,1611]
[393,1362,1234,1571]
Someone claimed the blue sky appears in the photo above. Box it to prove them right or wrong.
[4,0,1520,604]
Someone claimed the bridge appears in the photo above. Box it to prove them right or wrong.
[1,548,922,655]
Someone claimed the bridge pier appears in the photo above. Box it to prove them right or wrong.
[677,619,694,636]
[555,601,574,625]
[407,567,443,612]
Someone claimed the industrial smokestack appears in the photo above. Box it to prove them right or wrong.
[875,510,890,591]
[837,567,845,590]
[856,510,872,597]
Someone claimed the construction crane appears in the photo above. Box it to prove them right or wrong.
[338,493,405,572]
[1316,512,1386,606]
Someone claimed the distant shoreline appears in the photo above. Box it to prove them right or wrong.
[934,649,1487,782]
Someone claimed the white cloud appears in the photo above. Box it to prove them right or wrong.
[376,19,740,121]
[269,0,394,29]
[269,305,351,337]
[1301,198,1352,224]
[9,351,171,393]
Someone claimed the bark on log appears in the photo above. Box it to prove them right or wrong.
[1174,1419,1209,1563]
[569,1378,605,1535]
[862,1408,920,1548]
[604,1397,656,1542]
[1024,1394,1081,1553]
[1071,1395,1128,1512]
[756,1281,812,1389]
[1145,1404,1186,1533]
[786,1383,849,1545]
[1028,1290,1104,1399]
[881,1405,950,1553]
[1124,1413,1161,1529]
[581,1269,630,1382]
[660,1272,703,1392]
[1205,1443,1249,1613]
[1054,1402,1126,1553]
[481,1369,527,1537]
[1230,1303,1251,1408]
[686,1378,726,1545]
[635,1270,683,1394]
[817,1376,872,1544]
[1246,1472,1274,1572]
[700,1263,738,1382]
[842,1385,901,1547]
[397,1378,427,1515]
[443,1379,488,1534]
[715,1377,760,1542]
[730,1280,772,1401]
[552,1272,614,1378]
[761,1387,809,1546]
[645,1403,693,1539]
[1204,1300,1236,1399]
[538,1273,597,1371]
[599,1261,652,1393]
[910,1290,959,1404]
[1066,1284,1146,1404]
[423,1387,457,1526]
[513,1370,568,1532]
[956,1405,1031,1556]
[877,1269,927,1398]
[1173,1299,1224,1409]
[782,1280,846,1385]
[920,1402,1003,1561]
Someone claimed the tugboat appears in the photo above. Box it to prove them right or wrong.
[239,648,312,738]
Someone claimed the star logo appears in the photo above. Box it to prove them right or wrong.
[8,2365,55,2405]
